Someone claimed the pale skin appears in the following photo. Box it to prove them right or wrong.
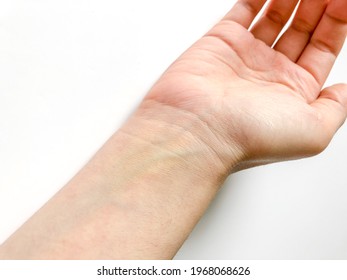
[0,0,346,259]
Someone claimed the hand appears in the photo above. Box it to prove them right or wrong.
[146,0,347,171]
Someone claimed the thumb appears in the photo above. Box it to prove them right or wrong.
[310,83,347,152]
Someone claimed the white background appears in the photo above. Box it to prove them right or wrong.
[0,0,346,259]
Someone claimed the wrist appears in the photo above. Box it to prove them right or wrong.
[121,99,244,180]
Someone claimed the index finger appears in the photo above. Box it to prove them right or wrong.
[297,0,347,87]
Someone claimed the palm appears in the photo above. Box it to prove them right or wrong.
[147,0,347,168]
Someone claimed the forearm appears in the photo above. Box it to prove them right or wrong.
[0,100,241,259]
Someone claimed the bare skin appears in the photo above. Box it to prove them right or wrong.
[0,0,346,259]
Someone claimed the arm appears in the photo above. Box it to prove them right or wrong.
[0,102,233,259]
[1,0,347,259]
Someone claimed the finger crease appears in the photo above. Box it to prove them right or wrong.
[265,10,286,26]
[325,12,347,25]
[291,19,314,37]
[239,0,259,16]
[310,38,338,56]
